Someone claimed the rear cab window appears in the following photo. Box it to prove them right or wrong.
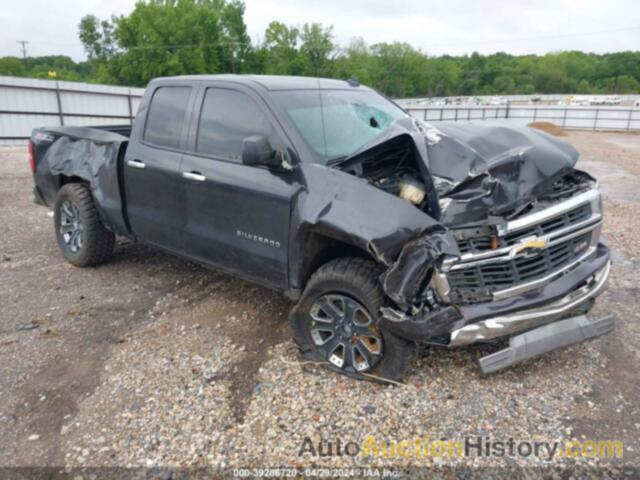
[143,86,192,149]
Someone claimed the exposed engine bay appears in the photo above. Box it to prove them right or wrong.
[341,148,594,224]
[338,136,430,210]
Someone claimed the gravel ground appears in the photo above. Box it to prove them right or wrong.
[1,131,639,476]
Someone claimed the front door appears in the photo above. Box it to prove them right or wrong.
[179,84,296,288]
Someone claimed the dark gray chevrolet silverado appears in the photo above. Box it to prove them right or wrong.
[29,75,613,381]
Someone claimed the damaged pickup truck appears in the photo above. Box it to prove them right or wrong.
[29,75,613,381]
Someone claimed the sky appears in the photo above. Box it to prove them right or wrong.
[1,0,639,61]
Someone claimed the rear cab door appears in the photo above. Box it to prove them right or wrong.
[123,81,197,253]
[179,80,298,288]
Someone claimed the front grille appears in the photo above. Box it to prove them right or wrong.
[448,233,591,304]
[456,203,591,255]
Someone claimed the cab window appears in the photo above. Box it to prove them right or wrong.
[143,86,192,149]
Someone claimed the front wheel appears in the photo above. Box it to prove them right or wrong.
[54,183,115,267]
[289,257,415,383]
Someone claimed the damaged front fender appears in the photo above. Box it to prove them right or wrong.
[381,231,458,311]
[290,164,460,313]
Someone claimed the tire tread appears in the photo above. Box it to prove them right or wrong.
[289,257,415,383]
[54,183,115,267]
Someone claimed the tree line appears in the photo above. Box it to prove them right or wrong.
[1,0,639,98]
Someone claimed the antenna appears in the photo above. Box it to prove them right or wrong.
[17,40,29,67]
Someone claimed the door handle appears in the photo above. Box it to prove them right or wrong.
[127,159,146,169]
[182,171,206,182]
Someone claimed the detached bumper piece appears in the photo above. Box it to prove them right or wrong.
[478,314,615,374]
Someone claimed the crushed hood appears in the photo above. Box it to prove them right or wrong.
[338,118,580,226]
[424,121,579,225]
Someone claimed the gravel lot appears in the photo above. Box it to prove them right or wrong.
[1,131,639,475]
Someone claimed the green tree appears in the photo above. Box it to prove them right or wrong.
[458,52,484,95]
[368,42,429,97]
[333,38,375,86]
[0,57,25,76]
[299,23,335,76]
[263,21,304,75]
[612,75,640,93]
[109,0,252,86]
[79,15,116,61]
[219,0,253,73]
[493,75,516,94]
[425,57,460,97]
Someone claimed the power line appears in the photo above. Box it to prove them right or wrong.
[118,40,252,51]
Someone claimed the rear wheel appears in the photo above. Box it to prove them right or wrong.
[54,183,115,267]
[289,257,415,383]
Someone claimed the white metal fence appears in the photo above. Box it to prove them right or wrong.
[404,105,640,131]
[1,76,639,146]
[397,93,640,106]
[0,76,145,146]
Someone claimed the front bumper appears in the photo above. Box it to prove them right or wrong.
[381,241,611,345]
[450,256,610,346]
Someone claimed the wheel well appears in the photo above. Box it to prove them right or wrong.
[60,175,87,187]
[296,232,376,290]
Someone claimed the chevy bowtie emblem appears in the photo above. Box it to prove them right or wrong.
[512,236,549,256]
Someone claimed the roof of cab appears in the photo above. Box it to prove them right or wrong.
[152,74,367,91]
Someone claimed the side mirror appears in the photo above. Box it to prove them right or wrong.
[242,136,278,167]
[241,136,294,171]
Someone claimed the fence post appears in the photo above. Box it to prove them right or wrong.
[55,81,64,126]
[626,108,633,131]
[482,107,485,120]
[593,108,599,130]
[505,101,510,119]
[454,108,458,121]
[440,108,443,121]
[562,107,567,128]
[423,109,427,121]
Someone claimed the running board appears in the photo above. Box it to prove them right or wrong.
[478,314,615,375]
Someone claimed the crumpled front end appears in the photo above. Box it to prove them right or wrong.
[309,118,611,350]
[444,182,610,347]
[379,178,611,348]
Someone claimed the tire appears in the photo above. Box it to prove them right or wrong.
[289,257,415,383]
[54,183,115,267]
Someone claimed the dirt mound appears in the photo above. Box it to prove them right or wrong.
[528,121,567,137]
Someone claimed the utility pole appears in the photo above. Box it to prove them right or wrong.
[17,40,29,68]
